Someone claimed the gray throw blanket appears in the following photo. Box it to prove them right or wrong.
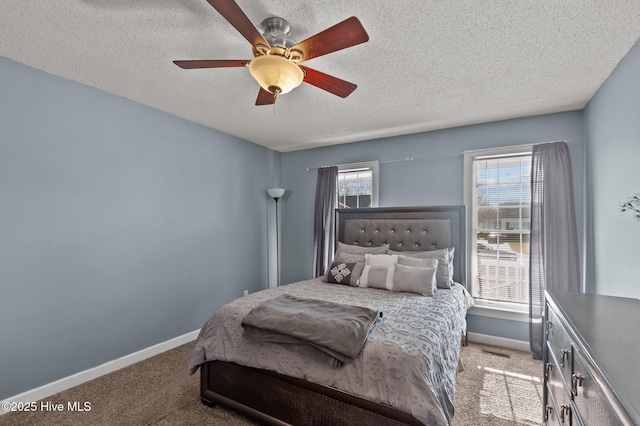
[241,294,382,368]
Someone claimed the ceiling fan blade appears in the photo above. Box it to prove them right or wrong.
[205,0,270,48]
[290,17,369,63]
[300,66,357,98]
[255,88,276,106]
[173,59,248,69]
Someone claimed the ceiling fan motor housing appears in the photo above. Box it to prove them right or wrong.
[260,17,297,49]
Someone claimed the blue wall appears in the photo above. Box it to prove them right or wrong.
[280,111,585,342]
[2,35,639,399]
[281,113,585,282]
[0,57,280,399]
[583,39,640,298]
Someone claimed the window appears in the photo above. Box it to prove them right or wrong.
[464,147,532,311]
[337,162,379,208]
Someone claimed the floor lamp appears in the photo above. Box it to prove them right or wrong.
[267,188,285,286]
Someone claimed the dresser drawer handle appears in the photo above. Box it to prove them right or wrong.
[545,362,553,379]
[560,349,569,367]
[572,373,584,396]
[560,404,571,423]
[544,404,554,421]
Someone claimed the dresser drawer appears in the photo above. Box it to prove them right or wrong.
[571,347,620,426]
[545,291,640,426]
[545,382,562,426]
[546,309,573,386]
[546,346,573,424]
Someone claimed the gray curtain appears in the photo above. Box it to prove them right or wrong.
[313,166,338,277]
[529,141,581,359]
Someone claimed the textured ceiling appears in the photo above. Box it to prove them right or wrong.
[1,1,640,152]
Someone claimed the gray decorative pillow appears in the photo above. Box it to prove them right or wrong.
[447,247,455,283]
[398,256,438,269]
[359,265,394,290]
[336,241,390,255]
[334,242,390,263]
[334,252,367,263]
[325,262,364,286]
[392,263,437,296]
[389,248,454,289]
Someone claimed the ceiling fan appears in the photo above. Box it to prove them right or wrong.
[173,0,369,106]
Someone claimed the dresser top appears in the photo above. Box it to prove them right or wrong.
[547,291,640,424]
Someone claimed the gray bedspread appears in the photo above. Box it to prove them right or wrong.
[190,278,473,425]
[241,294,382,367]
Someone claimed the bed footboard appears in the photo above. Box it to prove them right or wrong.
[201,360,424,426]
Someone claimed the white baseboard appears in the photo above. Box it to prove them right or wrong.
[0,329,199,415]
[1,329,528,416]
[467,332,531,352]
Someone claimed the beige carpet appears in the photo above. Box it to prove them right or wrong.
[452,343,543,426]
[0,341,542,425]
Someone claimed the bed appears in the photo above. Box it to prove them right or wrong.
[190,206,471,425]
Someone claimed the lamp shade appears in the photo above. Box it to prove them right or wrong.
[249,55,304,95]
[267,188,285,199]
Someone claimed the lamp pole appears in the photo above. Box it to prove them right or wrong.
[267,188,285,287]
[274,196,280,286]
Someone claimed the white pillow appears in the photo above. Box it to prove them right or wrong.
[364,253,398,267]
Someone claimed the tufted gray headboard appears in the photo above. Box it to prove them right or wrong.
[335,206,466,286]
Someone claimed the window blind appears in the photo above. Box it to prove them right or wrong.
[337,167,373,209]
[472,153,531,304]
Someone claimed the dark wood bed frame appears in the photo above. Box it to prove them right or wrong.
[200,206,466,426]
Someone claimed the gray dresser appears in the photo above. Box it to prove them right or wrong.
[544,290,640,425]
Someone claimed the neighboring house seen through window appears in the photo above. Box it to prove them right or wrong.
[337,162,379,208]
[464,147,532,313]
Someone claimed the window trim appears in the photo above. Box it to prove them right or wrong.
[468,299,529,323]
[463,145,532,320]
[337,161,379,208]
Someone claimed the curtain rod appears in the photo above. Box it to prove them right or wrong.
[306,157,413,172]
[463,140,571,155]
[306,140,571,172]
[305,152,463,172]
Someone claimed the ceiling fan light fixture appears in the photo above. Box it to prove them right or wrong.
[249,54,304,95]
